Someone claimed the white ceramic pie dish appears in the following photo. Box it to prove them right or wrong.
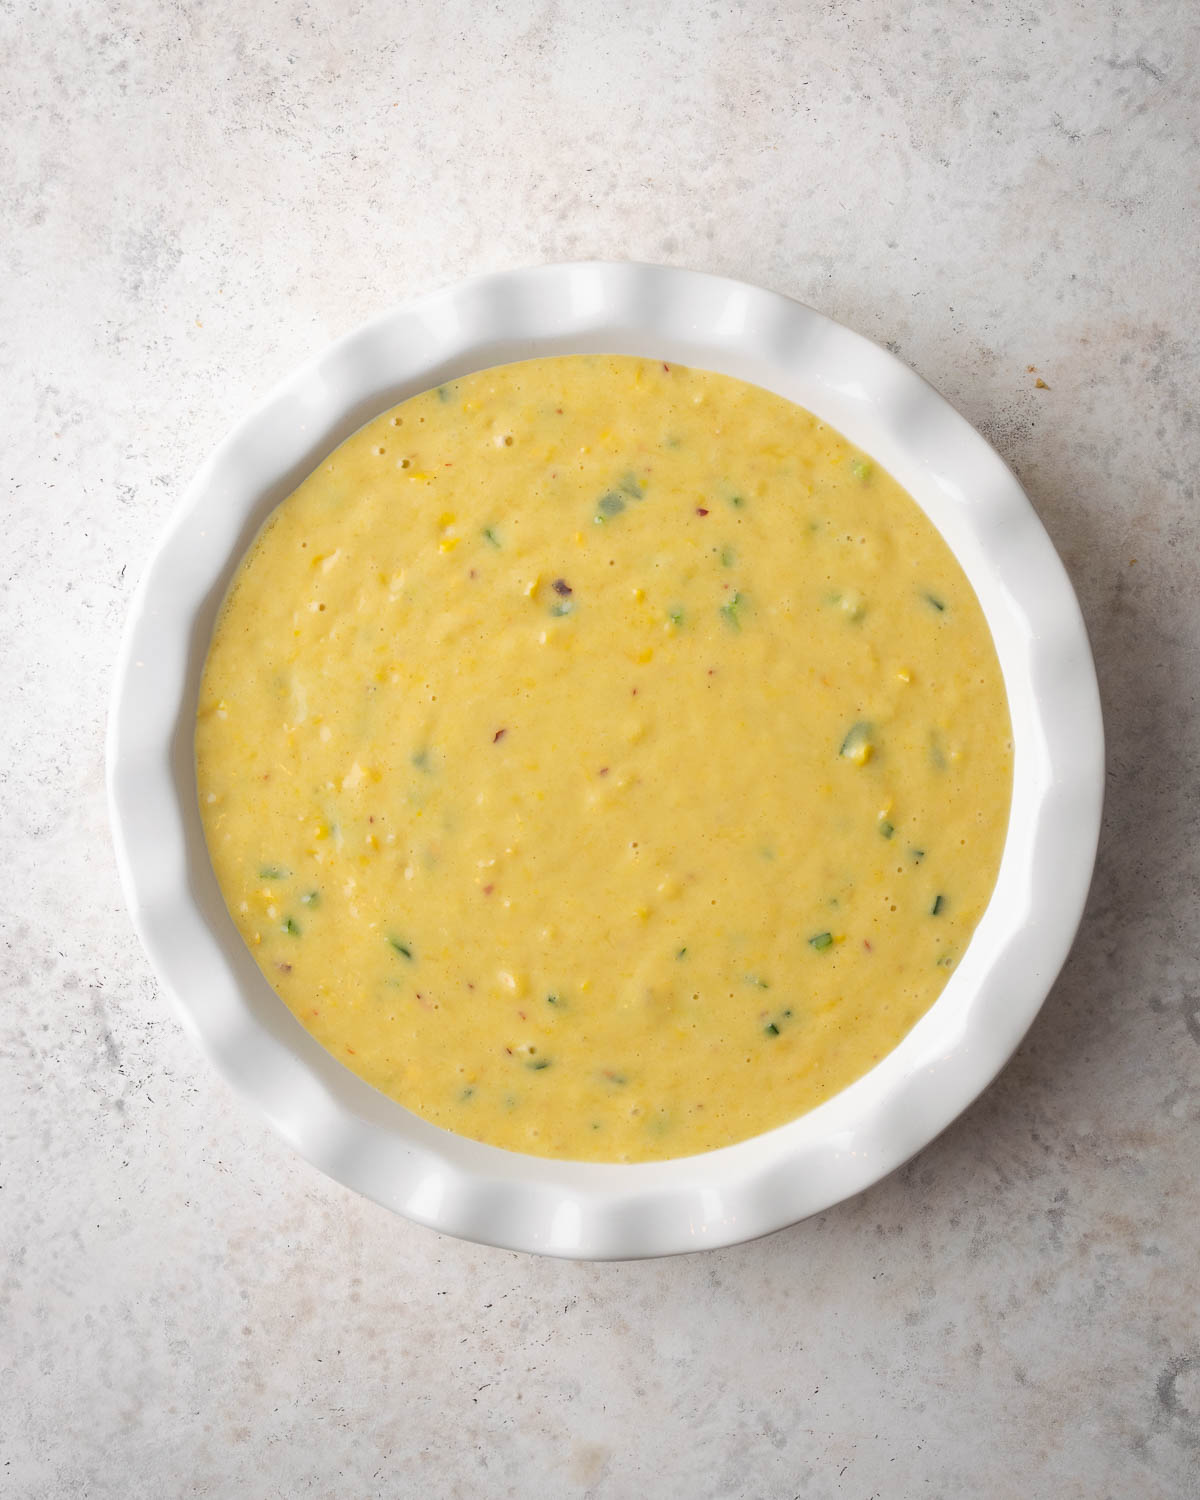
[108,262,1103,1259]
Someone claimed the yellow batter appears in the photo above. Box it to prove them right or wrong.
[196,355,1012,1161]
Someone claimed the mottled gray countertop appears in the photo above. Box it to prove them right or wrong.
[3,2,1198,1496]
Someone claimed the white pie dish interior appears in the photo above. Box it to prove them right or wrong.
[108,262,1103,1259]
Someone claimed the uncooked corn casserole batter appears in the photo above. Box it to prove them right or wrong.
[196,355,1012,1161]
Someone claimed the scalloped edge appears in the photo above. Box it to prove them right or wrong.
[108,262,1103,1258]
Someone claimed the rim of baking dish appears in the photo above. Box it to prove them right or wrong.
[107,262,1103,1259]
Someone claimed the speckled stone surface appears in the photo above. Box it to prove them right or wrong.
[3,2,1199,1496]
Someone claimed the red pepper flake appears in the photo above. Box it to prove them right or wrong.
[517,1010,526,1020]
[556,408,563,415]
[276,962,292,974]
[663,363,671,372]
[493,728,507,743]
[863,939,873,952]
[483,883,494,895]
[346,1046,356,1055]
[469,568,477,579]
[598,767,609,776]
[506,1046,513,1055]
[552,578,572,596]
[696,506,709,516]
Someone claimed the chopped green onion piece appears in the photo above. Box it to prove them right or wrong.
[764,1022,780,1036]
[879,821,894,839]
[837,591,866,623]
[618,471,643,498]
[676,947,687,958]
[481,526,501,548]
[852,458,873,482]
[259,866,289,880]
[720,592,743,630]
[667,606,684,627]
[809,932,834,951]
[931,894,945,916]
[720,545,735,567]
[546,994,562,1007]
[729,494,745,508]
[924,592,946,612]
[300,890,320,906]
[527,1058,552,1071]
[597,492,626,517]
[282,917,300,936]
[388,937,413,959]
[839,722,875,764]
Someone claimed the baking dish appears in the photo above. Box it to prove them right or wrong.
[107,262,1103,1258]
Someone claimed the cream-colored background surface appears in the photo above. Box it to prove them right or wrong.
[3,3,1198,1496]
